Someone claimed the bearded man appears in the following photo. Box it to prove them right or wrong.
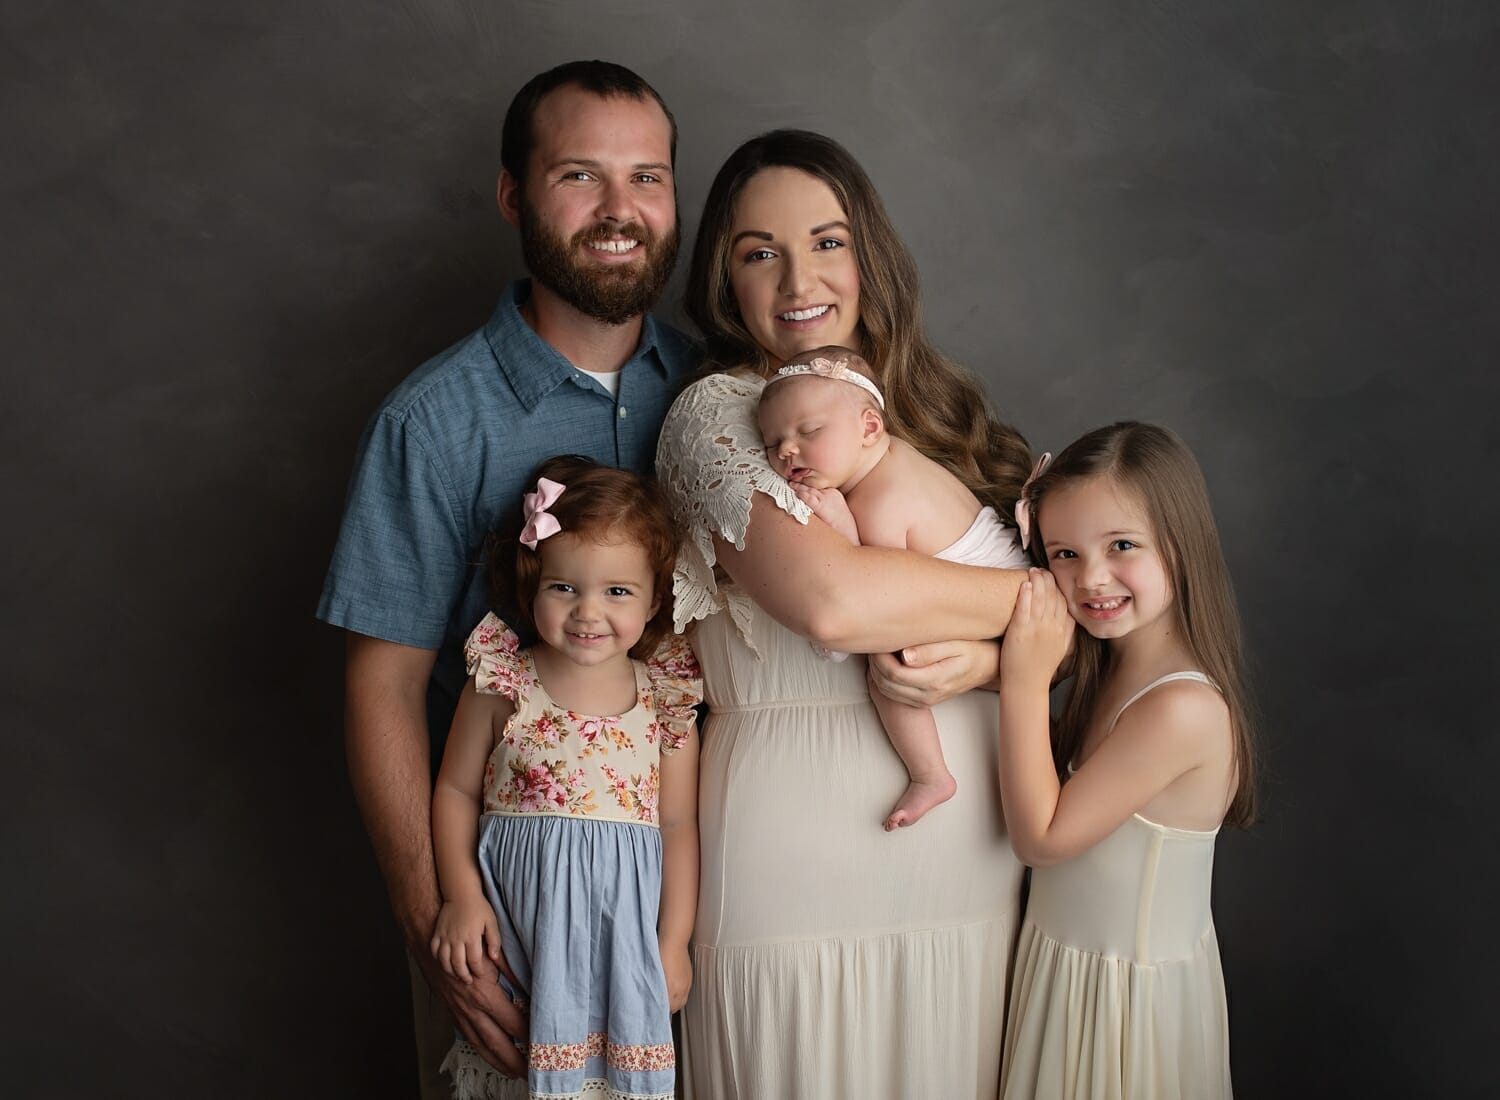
[316,61,696,1096]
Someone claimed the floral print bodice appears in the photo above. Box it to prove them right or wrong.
[464,613,702,827]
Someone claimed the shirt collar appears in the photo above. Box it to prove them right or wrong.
[486,280,667,411]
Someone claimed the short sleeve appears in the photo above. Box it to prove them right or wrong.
[463,614,534,701]
[654,373,812,647]
[645,633,703,755]
[317,408,468,648]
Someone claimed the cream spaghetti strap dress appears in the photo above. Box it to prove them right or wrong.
[657,372,1026,1100]
[1000,672,1234,1100]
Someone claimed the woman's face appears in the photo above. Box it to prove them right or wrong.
[726,167,862,369]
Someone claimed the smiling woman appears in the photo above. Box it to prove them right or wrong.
[658,130,1036,1098]
[725,165,864,366]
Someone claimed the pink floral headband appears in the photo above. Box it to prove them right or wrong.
[519,477,565,550]
[764,354,885,410]
[1014,452,1052,553]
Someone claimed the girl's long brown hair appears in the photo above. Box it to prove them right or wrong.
[686,129,1032,516]
[1021,422,1258,827]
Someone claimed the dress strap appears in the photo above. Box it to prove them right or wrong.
[1108,671,1218,732]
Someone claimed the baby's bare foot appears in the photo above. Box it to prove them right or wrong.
[883,773,958,831]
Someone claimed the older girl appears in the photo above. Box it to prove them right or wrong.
[998,422,1255,1099]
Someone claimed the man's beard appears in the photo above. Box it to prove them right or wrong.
[520,201,679,326]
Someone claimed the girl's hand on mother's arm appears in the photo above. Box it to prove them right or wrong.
[868,639,1002,707]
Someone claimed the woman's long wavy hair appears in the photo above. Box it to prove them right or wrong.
[685,129,1032,516]
[1020,422,1258,828]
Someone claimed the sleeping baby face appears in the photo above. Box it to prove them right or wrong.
[757,375,875,491]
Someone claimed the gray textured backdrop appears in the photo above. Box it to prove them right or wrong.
[3,1,1496,1096]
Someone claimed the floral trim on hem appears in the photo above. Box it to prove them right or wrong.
[526,1031,674,1072]
[442,1039,674,1100]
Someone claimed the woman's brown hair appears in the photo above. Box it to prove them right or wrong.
[685,129,1032,516]
[1021,422,1258,828]
[486,456,679,660]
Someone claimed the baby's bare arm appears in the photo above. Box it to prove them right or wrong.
[793,483,862,545]
[845,447,940,551]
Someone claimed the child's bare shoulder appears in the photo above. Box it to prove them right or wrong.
[1113,677,1232,759]
[845,480,914,548]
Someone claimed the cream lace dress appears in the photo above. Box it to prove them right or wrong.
[657,373,1026,1100]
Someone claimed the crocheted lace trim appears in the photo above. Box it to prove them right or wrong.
[655,372,811,657]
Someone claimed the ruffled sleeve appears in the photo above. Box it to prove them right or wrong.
[654,372,812,654]
[462,613,534,701]
[645,633,703,756]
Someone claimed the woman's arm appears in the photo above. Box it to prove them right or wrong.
[716,495,1026,653]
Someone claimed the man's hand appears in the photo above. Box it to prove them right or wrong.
[414,939,529,1078]
[344,634,528,1077]
[868,639,1001,707]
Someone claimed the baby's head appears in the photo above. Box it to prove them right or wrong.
[757,345,887,490]
[487,455,679,660]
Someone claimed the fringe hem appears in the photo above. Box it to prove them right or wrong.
[440,1041,522,1100]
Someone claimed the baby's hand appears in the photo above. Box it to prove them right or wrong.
[1001,569,1074,686]
[793,483,860,545]
[430,894,502,985]
[660,940,693,1012]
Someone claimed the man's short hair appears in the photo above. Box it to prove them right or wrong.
[501,60,677,186]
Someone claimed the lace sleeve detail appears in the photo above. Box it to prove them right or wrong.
[655,373,811,653]
[645,633,703,756]
[461,613,534,701]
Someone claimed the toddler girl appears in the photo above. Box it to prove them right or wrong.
[997,421,1255,1099]
[756,346,1029,830]
[431,456,701,1100]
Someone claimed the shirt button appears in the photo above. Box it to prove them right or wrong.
[618,406,628,418]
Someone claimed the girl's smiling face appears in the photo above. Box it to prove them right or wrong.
[727,167,862,369]
[532,532,659,670]
[1039,475,1177,644]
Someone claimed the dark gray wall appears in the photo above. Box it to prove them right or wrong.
[4,1,1495,1096]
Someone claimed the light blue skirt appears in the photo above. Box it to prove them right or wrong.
[444,813,674,1100]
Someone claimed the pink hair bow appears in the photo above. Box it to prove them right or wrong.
[1014,452,1052,553]
[519,477,566,549]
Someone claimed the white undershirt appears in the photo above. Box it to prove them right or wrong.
[577,367,621,398]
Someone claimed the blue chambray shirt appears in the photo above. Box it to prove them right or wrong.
[317,279,700,758]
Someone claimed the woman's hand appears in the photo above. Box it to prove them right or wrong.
[999,569,1073,688]
[660,939,693,1012]
[431,893,503,985]
[868,639,1001,706]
